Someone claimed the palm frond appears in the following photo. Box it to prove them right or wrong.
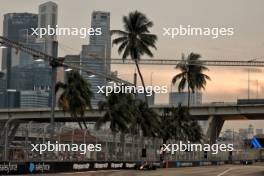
[110,30,128,36]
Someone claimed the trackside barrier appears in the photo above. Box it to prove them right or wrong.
[0,160,262,175]
[0,161,138,175]
[166,160,257,168]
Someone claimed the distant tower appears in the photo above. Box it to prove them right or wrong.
[38,1,58,55]
[90,11,111,74]
[38,1,65,107]
[2,13,38,88]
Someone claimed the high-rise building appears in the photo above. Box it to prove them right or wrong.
[20,90,50,108]
[38,1,58,55]
[0,72,6,108]
[90,11,111,74]
[11,38,47,68]
[64,55,80,65]
[38,2,57,35]
[38,1,58,30]
[169,91,202,106]
[76,11,111,107]
[0,90,20,108]
[38,1,63,86]
[0,71,5,92]
[10,63,51,91]
[81,45,106,107]
[2,13,38,88]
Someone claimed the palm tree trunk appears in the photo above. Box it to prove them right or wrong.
[135,60,148,106]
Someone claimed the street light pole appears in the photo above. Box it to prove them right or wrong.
[50,41,58,134]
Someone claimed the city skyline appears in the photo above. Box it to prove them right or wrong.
[0,1,264,174]
[0,0,264,129]
[0,0,263,102]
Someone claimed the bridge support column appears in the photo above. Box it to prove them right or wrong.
[206,116,224,144]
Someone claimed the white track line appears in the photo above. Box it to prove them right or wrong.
[217,167,233,176]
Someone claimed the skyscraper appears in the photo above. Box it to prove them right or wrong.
[0,72,6,108]
[81,45,106,107]
[9,63,51,91]
[20,90,50,108]
[11,38,47,67]
[38,1,58,55]
[90,11,111,74]
[77,11,111,107]
[38,1,63,106]
[2,13,38,88]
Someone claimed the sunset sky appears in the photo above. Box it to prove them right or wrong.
[1,0,264,130]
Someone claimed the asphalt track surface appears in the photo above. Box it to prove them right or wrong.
[44,163,264,176]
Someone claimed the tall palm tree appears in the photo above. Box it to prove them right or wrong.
[95,92,134,160]
[172,53,210,108]
[55,70,93,129]
[111,11,158,105]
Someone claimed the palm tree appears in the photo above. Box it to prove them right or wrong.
[172,104,202,142]
[134,99,160,137]
[55,70,93,129]
[188,120,203,142]
[172,53,210,108]
[111,11,158,105]
[131,99,160,160]
[159,104,203,143]
[159,108,174,144]
[95,92,134,160]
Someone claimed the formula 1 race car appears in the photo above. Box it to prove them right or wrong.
[135,161,158,170]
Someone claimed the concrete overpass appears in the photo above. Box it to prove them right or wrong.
[0,103,264,143]
[153,103,264,142]
[1,103,264,121]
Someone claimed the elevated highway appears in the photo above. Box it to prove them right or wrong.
[0,103,264,142]
[0,103,264,122]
